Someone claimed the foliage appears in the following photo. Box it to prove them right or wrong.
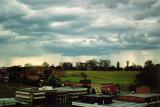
[135,60,160,91]
[80,72,87,79]
[99,60,111,70]
[24,63,32,67]
[86,59,97,71]
[75,59,142,71]
[7,66,25,82]
[126,61,130,67]
[144,60,153,67]
[46,76,61,87]
[21,78,39,86]
[42,62,49,67]
[117,61,120,69]
[79,72,91,88]
[61,62,73,70]
[76,62,87,70]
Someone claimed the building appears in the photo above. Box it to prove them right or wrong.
[0,98,29,107]
[72,99,147,107]
[15,86,88,105]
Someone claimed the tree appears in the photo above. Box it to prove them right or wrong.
[144,60,153,67]
[47,76,61,88]
[99,60,111,70]
[129,64,143,71]
[124,61,130,71]
[50,64,55,68]
[116,61,120,69]
[24,63,32,67]
[126,61,129,68]
[135,61,160,91]
[60,62,73,70]
[81,72,87,80]
[42,62,49,67]
[110,65,116,71]
[116,61,123,71]
[7,66,25,83]
[79,72,91,88]
[86,59,97,71]
[76,62,87,71]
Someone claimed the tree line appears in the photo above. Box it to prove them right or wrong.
[23,59,143,71]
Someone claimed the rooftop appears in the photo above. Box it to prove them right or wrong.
[0,98,28,107]
[72,100,147,107]
[55,87,88,92]
[120,93,160,98]
[17,86,88,93]
[83,94,111,98]
[17,86,56,93]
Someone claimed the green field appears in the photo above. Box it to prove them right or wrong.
[61,71,140,91]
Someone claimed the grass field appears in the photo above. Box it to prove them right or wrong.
[61,71,140,91]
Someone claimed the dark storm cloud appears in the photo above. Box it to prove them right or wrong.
[91,0,160,20]
[0,0,160,58]
[134,1,160,20]
[1,2,90,36]
[43,42,121,56]
[19,0,87,9]
[0,36,10,45]
[90,0,130,8]
[0,0,28,22]
[42,33,160,56]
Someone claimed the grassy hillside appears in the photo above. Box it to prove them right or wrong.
[61,71,140,91]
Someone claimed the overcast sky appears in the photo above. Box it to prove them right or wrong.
[0,0,160,67]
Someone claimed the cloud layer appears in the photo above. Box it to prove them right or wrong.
[0,0,160,66]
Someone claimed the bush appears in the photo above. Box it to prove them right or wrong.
[135,64,160,91]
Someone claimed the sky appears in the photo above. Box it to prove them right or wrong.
[0,0,160,67]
